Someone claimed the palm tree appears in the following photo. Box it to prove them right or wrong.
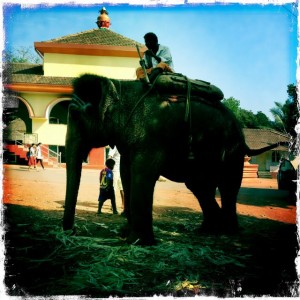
[270,102,288,135]
[270,84,298,138]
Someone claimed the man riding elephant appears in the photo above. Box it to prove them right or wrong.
[136,32,174,82]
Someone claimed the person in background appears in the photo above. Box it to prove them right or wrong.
[36,143,45,170]
[26,144,31,164]
[136,32,174,82]
[28,143,37,170]
[108,146,125,216]
[97,158,118,215]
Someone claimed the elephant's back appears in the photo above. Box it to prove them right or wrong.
[160,99,245,173]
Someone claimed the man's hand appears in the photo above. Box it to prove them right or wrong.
[144,49,155,57]
[145,50,161,63]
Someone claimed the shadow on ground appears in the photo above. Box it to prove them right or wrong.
[4,203,299,297]
[236,187,294,207]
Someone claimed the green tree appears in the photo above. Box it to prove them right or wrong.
[223,97,272,129]
[270,84,298,137]
[255,111,272,128]
[239,109,258,128]
[4,46,42,64]
[222,97,240,117]
[270,102,286,132]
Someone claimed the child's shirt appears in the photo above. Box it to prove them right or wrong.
[30,146,37,157]
[100,167,114,191]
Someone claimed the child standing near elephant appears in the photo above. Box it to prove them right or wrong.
[97,158,118,215]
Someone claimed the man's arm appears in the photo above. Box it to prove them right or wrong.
[108,147,116,158]
[145,45,173,68]
[157,45,173,67]
[144,49,161,63]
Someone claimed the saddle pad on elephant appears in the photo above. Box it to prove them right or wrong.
[154,72,224,102]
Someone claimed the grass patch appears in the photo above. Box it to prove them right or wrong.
[4,205,298,297]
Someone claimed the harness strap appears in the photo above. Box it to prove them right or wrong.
[124,77,159,129]
[183,77,195,160]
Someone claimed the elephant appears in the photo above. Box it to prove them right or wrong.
[63,73,282,245]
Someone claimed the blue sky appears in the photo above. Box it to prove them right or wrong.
[2,2,298,119]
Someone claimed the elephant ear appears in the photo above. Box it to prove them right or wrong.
[70,74,114,119]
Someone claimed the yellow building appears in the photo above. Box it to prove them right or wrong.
[4,8,145,167]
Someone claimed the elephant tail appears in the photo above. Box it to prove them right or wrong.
[245,141,289,157]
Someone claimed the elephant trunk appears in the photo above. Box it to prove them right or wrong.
[63,136,84,231]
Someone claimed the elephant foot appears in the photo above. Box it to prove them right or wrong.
[220,221,239,235]
[63,227,77,236]
[62,219,76,235]
[126,232,156,246]
[221,213,239,234]
[221,227,239,235]
[198,219,239,235]
[118,224,130,239]
[198,221,222,235]
[118,224,156,245]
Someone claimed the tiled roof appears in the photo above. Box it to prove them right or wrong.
[5,29,144,85]
[42,28,144,47]
[243,128,289,151]
[3,63,74,86]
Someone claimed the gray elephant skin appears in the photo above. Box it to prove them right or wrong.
[63,74,280,245]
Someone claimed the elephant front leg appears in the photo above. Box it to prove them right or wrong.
[63,160,82,232]
[127,182,157,245]
[126,157,159,245]
[63,130,85,232]
[118,158,131,239]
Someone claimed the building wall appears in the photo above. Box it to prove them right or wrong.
[250,153,269,171]
[32,119,67,145]
[13,93,106,165]
[21,92,62,118]
[44,53,139,79]
[17,92,68,145]
[88,148,106,166]
[249,151,289,171]
[12,48,140,166]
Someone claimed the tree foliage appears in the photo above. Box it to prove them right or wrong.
[222,97,240,116]
[223,84,298,135]
[222,97,272,129]
[4,46,42,64]
[270,84,298,137]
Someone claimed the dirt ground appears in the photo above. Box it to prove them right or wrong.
[2,164,299,297]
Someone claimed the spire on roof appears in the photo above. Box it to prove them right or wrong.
[96,7,111,29]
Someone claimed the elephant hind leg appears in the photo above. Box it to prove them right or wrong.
[218,161,243,234]
[218,184,240,234]
[185,178,222,234]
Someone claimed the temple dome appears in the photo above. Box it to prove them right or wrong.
[96,7,111,29]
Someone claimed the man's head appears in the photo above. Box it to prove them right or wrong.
[144,32,158,51]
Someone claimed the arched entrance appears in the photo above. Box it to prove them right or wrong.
[3,95,33,141]
[46,98,71,163]
[49,100,70,124]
